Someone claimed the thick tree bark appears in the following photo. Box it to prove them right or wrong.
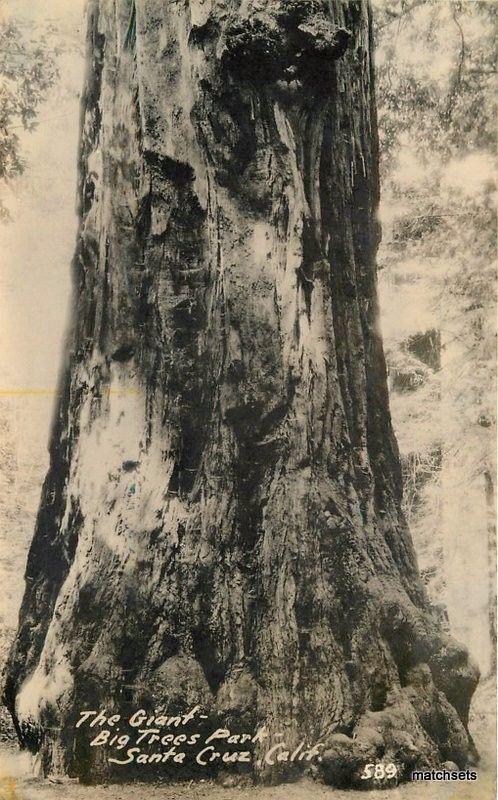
[4,0,478,787]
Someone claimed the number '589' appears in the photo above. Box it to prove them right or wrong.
[360,763,398,780]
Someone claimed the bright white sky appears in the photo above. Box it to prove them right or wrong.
[3,0,86,28]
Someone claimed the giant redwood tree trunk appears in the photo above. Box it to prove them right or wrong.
[4,0,478,787]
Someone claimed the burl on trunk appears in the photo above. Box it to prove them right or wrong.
[4,0,478,787]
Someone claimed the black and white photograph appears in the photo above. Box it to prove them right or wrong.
[0,1,495,798]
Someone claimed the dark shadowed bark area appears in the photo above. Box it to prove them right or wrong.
[4,0,479,788]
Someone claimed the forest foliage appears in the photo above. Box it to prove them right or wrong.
[0,5,67,218]
[373,0,496,670]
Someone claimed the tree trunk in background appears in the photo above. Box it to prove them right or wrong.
[484,470,497,676]
[4,0,478,786]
